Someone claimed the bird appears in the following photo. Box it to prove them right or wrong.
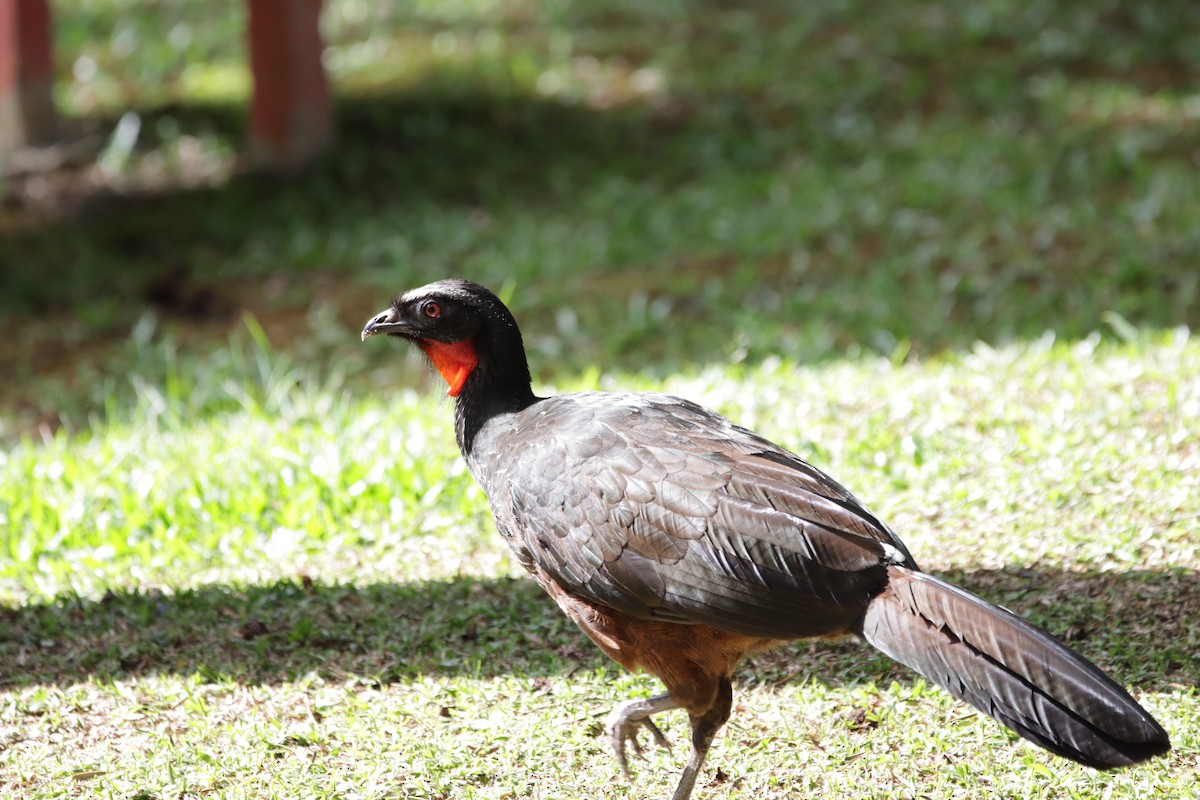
[361,279,1170,800]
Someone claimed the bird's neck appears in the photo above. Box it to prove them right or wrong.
[452,338,538,457]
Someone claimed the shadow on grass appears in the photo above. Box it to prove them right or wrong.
[0,92,668,311]
[1,565,1194,694]
[2,2,1200,436]
[2,41,1199,362]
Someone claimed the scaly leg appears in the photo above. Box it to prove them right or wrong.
[606,678,733,800]
[671,677,733,800]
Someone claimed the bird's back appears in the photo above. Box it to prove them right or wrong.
[468,391,916,639]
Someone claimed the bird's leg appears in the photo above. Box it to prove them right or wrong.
[670,677,733,800]
[606,692,678,779]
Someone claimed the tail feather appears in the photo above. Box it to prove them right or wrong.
[857,566,1169,768]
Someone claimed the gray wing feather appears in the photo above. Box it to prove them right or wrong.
[478,393,916,638]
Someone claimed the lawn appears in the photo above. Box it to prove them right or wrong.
[1,1,1197,798]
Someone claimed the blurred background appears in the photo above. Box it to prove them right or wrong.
[1,0,1198,433]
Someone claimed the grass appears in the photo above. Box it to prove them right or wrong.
[4,1,1200,371]
[1,0,1198,797]
[1,330,1196,798]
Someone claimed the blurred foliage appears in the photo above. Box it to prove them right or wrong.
[2,0,1198,378]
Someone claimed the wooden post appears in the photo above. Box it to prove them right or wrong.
[246,0,333,170]
[0,0,57,151]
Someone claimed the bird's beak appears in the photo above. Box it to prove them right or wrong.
[361,307,411,341]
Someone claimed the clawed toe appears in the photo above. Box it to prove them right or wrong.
[604,694,678,779]
[611,715,670,774]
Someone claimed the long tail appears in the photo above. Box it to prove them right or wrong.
[857,565,1170,768]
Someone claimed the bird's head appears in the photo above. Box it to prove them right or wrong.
[361,279,530,400]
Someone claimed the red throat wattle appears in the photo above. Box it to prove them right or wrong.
[420,340,479,397]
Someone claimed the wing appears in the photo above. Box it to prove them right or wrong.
[474,393,917,640]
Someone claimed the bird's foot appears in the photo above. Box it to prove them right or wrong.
[605,694,677,779]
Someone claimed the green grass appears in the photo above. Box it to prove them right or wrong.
[1,330,1196,798]
[2,0,1198,797]
[4,0,1199,371]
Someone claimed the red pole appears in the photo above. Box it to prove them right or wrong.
[246,0,333,169]
[0,0,57,150]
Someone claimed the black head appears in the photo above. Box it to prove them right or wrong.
[361,279,505,346]
[362,279,537,452]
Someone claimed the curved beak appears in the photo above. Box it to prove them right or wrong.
[361,307,411,341]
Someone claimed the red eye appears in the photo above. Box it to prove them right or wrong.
[422,301,442,319]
